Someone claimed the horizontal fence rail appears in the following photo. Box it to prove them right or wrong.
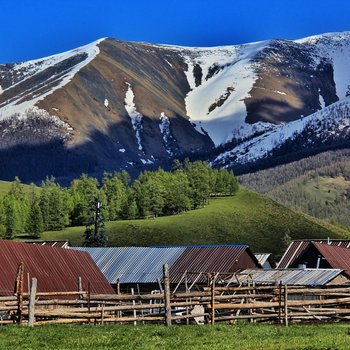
[2,265,350,327]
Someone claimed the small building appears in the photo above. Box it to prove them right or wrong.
[286,242,350,277]
[277,239,350,269]
[0,240,114,296]
[254,253,273,269]
[74,245,261,292]
[236,268,350,286]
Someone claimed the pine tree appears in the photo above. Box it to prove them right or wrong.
[83,197,107,247]
[70,174,99,226]
[102,172,127,221]
[4,201,15,239]
[26,198,44,238]
[39,177,70,230]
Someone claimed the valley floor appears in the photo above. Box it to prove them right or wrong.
[0,323,348,349]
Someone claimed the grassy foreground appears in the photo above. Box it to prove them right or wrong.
[42,189,349,258]
[0,323,349,350]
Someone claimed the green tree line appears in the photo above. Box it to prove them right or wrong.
[0,160,239,239]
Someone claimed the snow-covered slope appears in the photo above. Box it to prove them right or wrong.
[175,31,350,149]
[214,97,350,167]
[1,32,350,181]
[174,40,272,146]
[296,32,350,100]
[0,39,104,119]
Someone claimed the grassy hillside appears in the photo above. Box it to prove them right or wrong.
[239,149,350,229]
[0,180,40,198]
[42,189,349,259]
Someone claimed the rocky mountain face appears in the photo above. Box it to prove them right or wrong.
[0,32,350,182]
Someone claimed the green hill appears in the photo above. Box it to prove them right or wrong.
[0,180,40,198]
[239,149,350,229]
[42,189,349,259]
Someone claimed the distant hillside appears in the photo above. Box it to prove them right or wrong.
[41,190,349,260]
[0,180,39,198]
[239,149,350,229]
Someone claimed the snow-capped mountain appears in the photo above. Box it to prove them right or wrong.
[0,32,350,181]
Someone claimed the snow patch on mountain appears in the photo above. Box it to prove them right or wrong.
[0,38,105,119]
[214,98,350,166]
[319,92,326,109]
[0,107,73,148]
[159,112,173,154]
[124,83,143,152]
[296,32,350,100]
[180,40,270,146]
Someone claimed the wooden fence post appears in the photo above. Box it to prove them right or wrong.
[278,281,282,324]
[284,285,288,327]
[211,276,215,325]
[15,263,24,324]
[163,264,172,327]
[28,278,37,327]
[87,282,91,324]
[78,277,83,300]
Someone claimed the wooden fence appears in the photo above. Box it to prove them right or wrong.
[2,265,350,327]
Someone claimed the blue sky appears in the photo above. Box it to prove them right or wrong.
[2,0,350,63]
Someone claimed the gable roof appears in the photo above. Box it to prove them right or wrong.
[0,240,114,296]
[254,253,272,268]
[277,239,350,268]
[313,242,350,276]
[73,246,186,284]
[74,245,260,284]
[169,245,259,283]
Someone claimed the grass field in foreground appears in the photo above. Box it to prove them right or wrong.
[42,189,349,259]
[0,323,349,350]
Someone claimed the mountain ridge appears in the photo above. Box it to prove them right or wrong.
[1,32,350,181]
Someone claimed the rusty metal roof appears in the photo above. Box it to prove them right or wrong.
[0,240,114,296]
[313,243,350,276]
[169,245,260,283]
[237,268,347,286]
[277,239,350,268]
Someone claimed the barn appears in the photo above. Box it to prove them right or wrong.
[0,240,114,296]
[73,245,261,292]
[277,239,350,269]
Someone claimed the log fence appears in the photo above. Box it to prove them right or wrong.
[2,265,350,327]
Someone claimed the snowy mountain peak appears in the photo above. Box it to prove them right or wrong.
[1,33,350,181]
[0,38,105,119]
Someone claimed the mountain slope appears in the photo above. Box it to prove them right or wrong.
[41,190,349,259]
[1,32,350,181]
[239,149,350,229]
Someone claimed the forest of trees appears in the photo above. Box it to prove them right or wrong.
[239,149,350,229]
[0,160,239,240]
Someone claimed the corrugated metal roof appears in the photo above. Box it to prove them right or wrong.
[25,240,71,248]
[254,253,272,268]
[0,240,114,296]
[313,243,350,276]
[277,239,350,268]
[169,245,260,283]
[237,268,346,286]
[74,245,260,284]
[73,247,186,284]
